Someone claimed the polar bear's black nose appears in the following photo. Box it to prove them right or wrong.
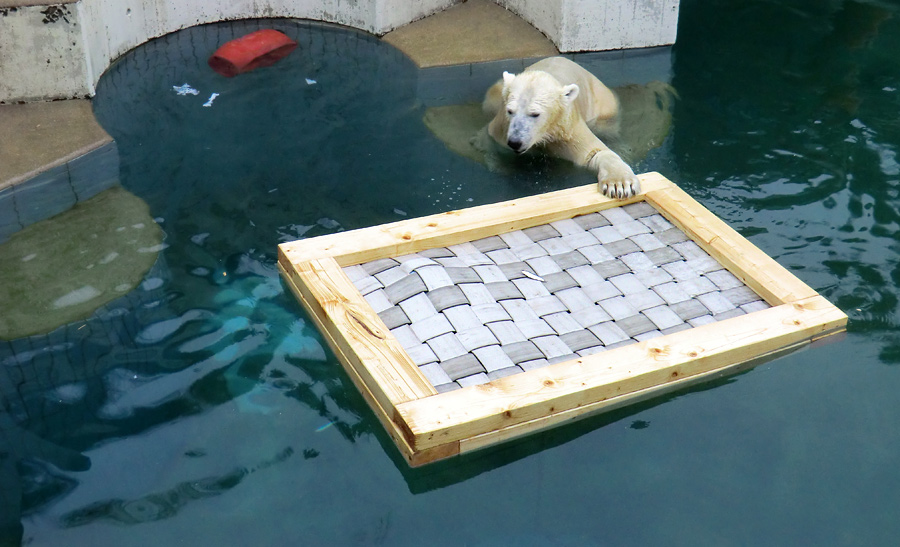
[508,139,525,153]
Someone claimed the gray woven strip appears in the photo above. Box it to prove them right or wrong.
[471,236,508,253]
[427,285,468,312]
[350,202,771,391]
[384,273,426,305]
[419,247,455,259]
[362,258,399,275]
[522,225,561,241]
[572,212,610,230]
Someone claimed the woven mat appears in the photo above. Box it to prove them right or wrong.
[343,202,770,392]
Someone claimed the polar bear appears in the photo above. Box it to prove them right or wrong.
[483,57,641,199]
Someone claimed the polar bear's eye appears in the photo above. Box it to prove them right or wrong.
[507,108,515,116]
[528,112,541,118]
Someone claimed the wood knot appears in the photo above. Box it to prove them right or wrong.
[401,233,412,240]
[543,379,555,387]
[427,222,437,228]
[688,351,698,358]
[504,410,513,418]
[349,310,384,339]
[649,345,670,357]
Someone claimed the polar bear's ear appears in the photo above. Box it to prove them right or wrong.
[502,71,516,87]
[562,84,580,104]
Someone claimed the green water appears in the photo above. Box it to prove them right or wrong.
[3,1,900,545]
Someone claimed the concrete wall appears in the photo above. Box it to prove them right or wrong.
[0,0,455,102]
[498,0,680,52]
[0,4,91,102]
[76,0,455,100]
[0,0,679,103]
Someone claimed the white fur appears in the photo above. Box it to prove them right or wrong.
[485,57,640,199]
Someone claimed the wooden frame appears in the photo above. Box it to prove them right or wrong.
[278,172,847,466]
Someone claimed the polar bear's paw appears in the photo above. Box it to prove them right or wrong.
[599,174,640,200]
[594,151,641,199]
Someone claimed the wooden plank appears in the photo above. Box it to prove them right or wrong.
[456,339,813,455]
[278,262,434,465]
[643,183,817,305]
[281,256,437,411]
[278,172,673,267]
[395,295,847,451]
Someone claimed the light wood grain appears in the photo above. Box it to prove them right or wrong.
[643,183,817,305]
[279,263,428,463]
[278,173,672,267]
[281,257,437,407]
[396,295,846,451]
[458,340,809,455]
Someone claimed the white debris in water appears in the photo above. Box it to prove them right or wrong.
[202,92,220,107]
[306,78,317,85]
[173,83,199,96]
[21,253,37,262]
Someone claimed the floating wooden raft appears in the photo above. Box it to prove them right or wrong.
[278,172,847,466]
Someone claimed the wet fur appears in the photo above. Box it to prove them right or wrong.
[484,57,641,199]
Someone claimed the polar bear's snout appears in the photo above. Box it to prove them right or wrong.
[505,117,536,153]
[507,137,526,153]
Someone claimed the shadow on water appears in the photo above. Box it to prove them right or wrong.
[391,339,814,494]
[58,446,298,528]
[391,365,760,494]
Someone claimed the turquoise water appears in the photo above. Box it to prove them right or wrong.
[4,1,900,544]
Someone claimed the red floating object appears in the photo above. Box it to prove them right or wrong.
[208,29,298,77]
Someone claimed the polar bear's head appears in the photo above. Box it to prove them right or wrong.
[500,70,579,154]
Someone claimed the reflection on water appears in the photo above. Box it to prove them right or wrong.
[3,1,900,544]
[671,0,900,351]
[60,447,296,527]
[0,186,162,339]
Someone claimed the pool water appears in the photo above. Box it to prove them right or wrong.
[4,0,900,544]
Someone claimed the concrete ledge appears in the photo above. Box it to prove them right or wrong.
[0,99,112,190]
[0,0,679,103]
[382,0,558,68]
[0,140,119,243]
